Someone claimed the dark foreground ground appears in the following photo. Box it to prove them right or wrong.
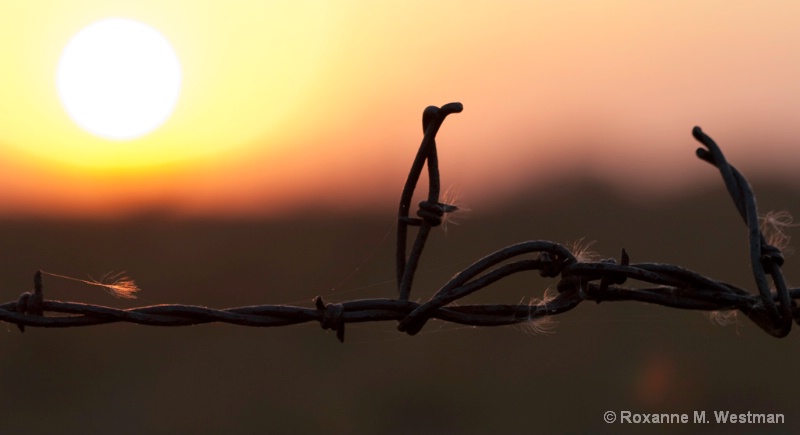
[1,180,798,434]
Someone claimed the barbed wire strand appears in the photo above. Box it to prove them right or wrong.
[3,103,799,342]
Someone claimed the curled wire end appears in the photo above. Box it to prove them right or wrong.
[692,126,716,164]
[695,148,714,164]
[692,126,717,151]
[440,102,464,115]
[691,126,706,142]
[422,103,463,132]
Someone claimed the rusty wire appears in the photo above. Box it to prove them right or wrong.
[2,102,799,342]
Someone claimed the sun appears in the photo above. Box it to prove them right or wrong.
[56,18,182,141]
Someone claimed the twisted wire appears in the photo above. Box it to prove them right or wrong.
[3,103,799,342]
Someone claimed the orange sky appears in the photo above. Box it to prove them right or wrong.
[0,1,799,218]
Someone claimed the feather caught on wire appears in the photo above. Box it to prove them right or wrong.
[41,271,139,299]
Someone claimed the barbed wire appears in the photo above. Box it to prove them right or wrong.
[2,102,798,342]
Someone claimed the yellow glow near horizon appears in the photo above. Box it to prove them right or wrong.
[1,1,800,218]
[57,18,182,141]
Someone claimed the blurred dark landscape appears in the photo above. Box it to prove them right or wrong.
[1,178,798,434]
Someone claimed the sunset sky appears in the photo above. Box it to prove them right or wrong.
[1,1,799,217]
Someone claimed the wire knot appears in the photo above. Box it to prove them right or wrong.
[761,244,785,269]
[601,250,630,284]
[15,270,44,333]
[595,250,630,303]
[415,200,458,227]
[539,252,569,278]
[314,296,345,343]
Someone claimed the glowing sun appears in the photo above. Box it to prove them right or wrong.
[56,18,182,141]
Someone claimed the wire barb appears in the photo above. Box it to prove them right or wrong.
[1,106,799,341]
